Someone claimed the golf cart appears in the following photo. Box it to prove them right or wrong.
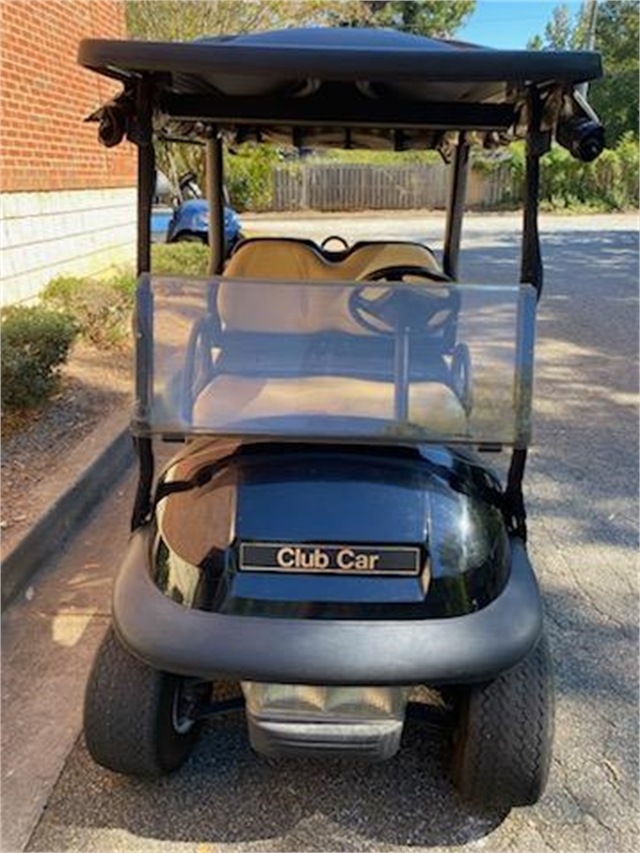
[152,168,243,248]
[78,27,603,810]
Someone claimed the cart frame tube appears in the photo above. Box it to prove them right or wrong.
[443,133,470,280]
[206,131,225,275]
[505,85,548,541]
[131,76,156,531]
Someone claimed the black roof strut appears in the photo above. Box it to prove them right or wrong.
[505,86,550,542]
[131,75,155,532]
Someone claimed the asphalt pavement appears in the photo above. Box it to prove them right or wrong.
[3,212,638,853]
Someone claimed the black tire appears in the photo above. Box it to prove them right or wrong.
[451,635,554,810]
[174,231,206,243]
[84,626,205,776]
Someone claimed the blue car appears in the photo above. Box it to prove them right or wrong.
[152,171,244,253]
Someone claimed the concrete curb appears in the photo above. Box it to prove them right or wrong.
[1,408,135,611]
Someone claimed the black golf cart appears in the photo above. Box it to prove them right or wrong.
[78,27,603,810]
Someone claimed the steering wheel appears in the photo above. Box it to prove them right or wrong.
[349,265,458,337]
[320,234,349,251]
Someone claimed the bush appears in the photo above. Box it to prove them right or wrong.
[151,242,208,276]
[41,250,209,350]
[226,144,283,211]
[536,138,640,212]
[316,149,442,166]
[42,273,136,348]
[1,305,78,411]
[472,136,639,212]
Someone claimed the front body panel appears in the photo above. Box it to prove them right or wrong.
[154,441,509,620]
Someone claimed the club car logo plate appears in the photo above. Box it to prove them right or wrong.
[240,542,421,575]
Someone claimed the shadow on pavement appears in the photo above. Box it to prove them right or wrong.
[29,714,507,850]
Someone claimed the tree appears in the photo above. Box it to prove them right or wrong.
[542,3,574,47]
[527,1,639,144]
[526,2,590,49]
[589,1,639,144]
[359,1,475,37]
[125,1,368,41]
[126,0,476,41]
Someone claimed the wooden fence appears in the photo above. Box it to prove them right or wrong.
[272,162,518,212]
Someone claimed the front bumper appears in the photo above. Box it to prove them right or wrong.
[113,527,542,686]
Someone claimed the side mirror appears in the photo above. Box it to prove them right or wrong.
[556,115,605,162]
[556,89,605,162]
[98,106,126,148]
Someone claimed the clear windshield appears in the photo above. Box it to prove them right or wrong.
[134,275,535,447]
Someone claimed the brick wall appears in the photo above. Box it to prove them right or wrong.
[0,0,136,192]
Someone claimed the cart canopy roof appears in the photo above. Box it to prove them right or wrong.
[79,27,603,151]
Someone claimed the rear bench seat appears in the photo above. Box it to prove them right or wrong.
[223,237,442,281]
[192,238,466,434]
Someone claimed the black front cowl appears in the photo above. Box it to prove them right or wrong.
[154,442,510,619]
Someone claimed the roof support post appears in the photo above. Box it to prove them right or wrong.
[443,133,470,280]
[131,75,155,531]
[136,79,154,279]
[505,87,551,542]
[520,87,550,297]
[205,130,225,275]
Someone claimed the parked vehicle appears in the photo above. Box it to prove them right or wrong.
[79,26,603,810]
[152,169,243,251]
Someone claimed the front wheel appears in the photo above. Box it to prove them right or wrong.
[84,626,207,776]
[451,635,554,810]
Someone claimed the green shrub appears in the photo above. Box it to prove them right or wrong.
[42,273,136,347]
[473,136,639,212]
[151,242,208,276]
[535,139,640,212]
[41,251,209,350]
[605,131,639,208]
[226,144,283,211]
[316,149,442,166]
[1,305,78,411]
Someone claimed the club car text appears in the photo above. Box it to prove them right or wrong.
[240,543,421,575]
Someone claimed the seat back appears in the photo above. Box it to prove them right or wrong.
[220,239,326,333]
[337,242,441,279]
[219,238,444,335]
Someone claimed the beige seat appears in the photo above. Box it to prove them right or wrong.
[224,238,326,281]
[193,375,466,435]
[191,238,465,436]
[224,238,442,282]
[219,238,446,336]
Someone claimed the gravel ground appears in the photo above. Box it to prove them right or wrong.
[14,212,640,853]
[1,341,131,554]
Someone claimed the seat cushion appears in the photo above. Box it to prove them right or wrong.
[193,374,466,435]
[219,238,446,335]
